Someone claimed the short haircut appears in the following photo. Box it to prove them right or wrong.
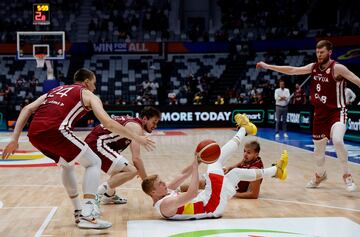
[142,174,158,196]
[316,40,333,51]
[140,106,161,119]
[73,68,95,83]
[244,141,260,153]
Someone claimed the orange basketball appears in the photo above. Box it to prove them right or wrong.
[195,139,221,164]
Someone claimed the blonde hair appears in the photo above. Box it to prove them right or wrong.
[316,40,333,51]
[244,141,260,153]
[141,174,158,196]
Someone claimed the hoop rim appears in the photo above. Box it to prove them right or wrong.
[34,54,47,59]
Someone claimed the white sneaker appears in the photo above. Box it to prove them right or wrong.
[275,133,280,139]
[77,216,112,229]
[101,194,127,205]
[284,133,289,138]
[306,172,327,188]
[344,174,357,192]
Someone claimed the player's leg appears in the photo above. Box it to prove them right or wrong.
[98,157,137,204]
[331,122,357,192]
[74,147,112,229]
[226,150,288,188]
[306,138,328,188]
[208,114,257,174]
[60,164,82,223]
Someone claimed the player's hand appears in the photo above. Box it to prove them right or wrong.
[223,167,229,174]
[194,153,201,164]
[2,140,19,159]
[137,136,155,151]
[256,61,268,69]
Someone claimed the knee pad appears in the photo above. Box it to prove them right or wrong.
[77,147,102,169]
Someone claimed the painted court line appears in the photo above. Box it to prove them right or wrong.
[34,207,57,237]
[2,206,56,209]
[260,197,360,212]
[0,184,62,188]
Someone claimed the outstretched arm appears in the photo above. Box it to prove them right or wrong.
[335,64,360,88]
[2,94,47,159]
[234,179,261,199]
[161,157,199,217]
[167,156,199,190]
[83,89,155,151]
[127,122,147,179]
[256,61,314,75]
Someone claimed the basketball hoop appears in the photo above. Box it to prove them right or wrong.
[35,54,46,68]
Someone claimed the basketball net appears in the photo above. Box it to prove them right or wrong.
[35,54,46,68]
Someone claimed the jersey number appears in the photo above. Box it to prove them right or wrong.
[52,87,74,97]
[316,83,321,92]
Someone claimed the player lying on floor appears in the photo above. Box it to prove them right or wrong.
[141,114,288,220]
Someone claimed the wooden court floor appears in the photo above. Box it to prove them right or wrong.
[0,129,359,237]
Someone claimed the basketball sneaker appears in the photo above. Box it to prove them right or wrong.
[234,113,257,135]
[306,172,327,188]
[77,200,112,229]
[343,174,357,192]
[101,193,127,205]
[274,150,288,180]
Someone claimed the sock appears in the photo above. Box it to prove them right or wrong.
[70,195,82,211]
[97,181,109,195]
[261,166,277,177]
[81,199,95,217]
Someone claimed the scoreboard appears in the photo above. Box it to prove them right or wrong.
[33,3,50,25]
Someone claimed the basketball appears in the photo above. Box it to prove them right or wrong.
[195,139,221,164]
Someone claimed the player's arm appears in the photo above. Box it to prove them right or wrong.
[82,90,155,151]
[127,122,147,179]
[256,61,314,75]
[161,158,199,217]
[335,64,360,88]
[167,158,197,190]
[233,179,261,199]
[2,94,47,159]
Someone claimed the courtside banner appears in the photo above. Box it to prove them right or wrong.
[267,106,312,132]
[92,42,161,53]
[106,105,265,128]
[346,110,360,142]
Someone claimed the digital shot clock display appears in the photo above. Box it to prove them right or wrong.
[33,3,50,25]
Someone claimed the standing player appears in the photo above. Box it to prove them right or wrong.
[141,114,288,220]
[85,107,161,204]
[256,40,360,191]
[1,68,155,229]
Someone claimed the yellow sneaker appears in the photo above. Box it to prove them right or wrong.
[234,113,257,135]
[275,150,288,181]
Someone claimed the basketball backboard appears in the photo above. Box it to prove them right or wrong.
[16,31,65,60]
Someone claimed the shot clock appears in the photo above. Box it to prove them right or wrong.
[33,3,50,25]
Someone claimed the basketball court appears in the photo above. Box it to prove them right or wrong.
[0,128,359,237]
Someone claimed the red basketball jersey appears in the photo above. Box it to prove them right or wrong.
[235,157,264,193]
[29,83,90,134]
[310,60,346,112]
[85,116,143,153]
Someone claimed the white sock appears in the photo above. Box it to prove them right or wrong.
[97,181,109,195]
[70,195,82,211]
[261,166,277,177]
[313,139,327,176]
[81,199,95,217]
[331,122,349,175]
[217,128,245,165]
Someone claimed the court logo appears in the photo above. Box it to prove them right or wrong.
[168,228,316,237]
